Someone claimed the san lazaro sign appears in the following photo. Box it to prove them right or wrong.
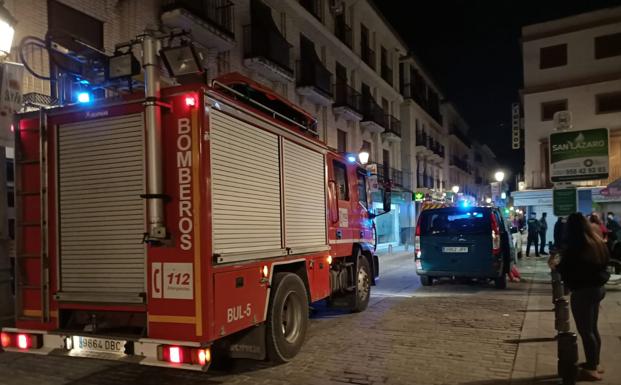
[549,128,609,182]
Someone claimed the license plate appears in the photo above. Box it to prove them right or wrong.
[72,336,126,354]
[443,246,468,253]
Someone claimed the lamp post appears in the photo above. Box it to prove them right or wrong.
[358,148,370,165]
[451,185,459,203]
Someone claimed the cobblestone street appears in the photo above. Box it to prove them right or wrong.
[0,250,535,385]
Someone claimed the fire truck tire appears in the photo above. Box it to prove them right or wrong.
[266,272,309,363]
[351,257,371,313]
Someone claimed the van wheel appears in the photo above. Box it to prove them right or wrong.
[420,275,433,286]
[266,272,309,363]
[352,256,371,313]
[494,274,507,289]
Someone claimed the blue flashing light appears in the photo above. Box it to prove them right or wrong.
[461,200,469,208]
[77,92,91,103]
[346,154,357,163]
[78,79,90,85]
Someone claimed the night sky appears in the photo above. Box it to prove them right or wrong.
[376,0,621,177]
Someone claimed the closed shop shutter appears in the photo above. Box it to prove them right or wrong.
[282,139,326,249]
[210,110,283,261]
[58,113,145,301]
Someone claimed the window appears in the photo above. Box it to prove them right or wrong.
[335,61,347,84]
[337,129,347,153]
[6,159,13,183]
[541,99,567,121]
[357,169,368,209]
[539,44,567,69]
[596,91,621,114]
[333,160,349,200]
[7,186,14,208]
[420,209,488,236]
[595,32,621,59]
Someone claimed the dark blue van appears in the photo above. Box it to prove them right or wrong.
[414,206,509,289]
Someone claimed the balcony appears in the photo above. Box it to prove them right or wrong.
[401,83,443,125]
[161,0,235,51]
[300,0,322,21]
[415,130,433,157]
[243,0,293,81]
[361,45,376,70]
[381,115,401,143]
[359,95,386,133]
[334,17,352,48]
[450,156,471,174]
[391,168,403,187]
[381,64,393,86]
[450,126,472,148]
[333,82,362,121]
[296,57,333,105]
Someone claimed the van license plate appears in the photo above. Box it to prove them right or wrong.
[73,336,126,354]
[443,246,468,253]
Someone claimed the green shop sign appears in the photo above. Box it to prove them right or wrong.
[549,128,609,182]
[553,186,577,216]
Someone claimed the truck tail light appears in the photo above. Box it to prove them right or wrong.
[415,219,422,258]
[1,332,10,348]
[490,215,501,256]
[185,95,196,107]
[158,345,211,366]
[0,332,41,350]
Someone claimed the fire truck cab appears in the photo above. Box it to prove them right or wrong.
[2,72,390,370]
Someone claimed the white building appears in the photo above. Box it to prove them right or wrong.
[442,102,475,199]
[516,6,621,242]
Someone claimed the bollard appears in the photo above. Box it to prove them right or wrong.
[557,332,578,385]
[554,297,570,333]
[551,270,564,302]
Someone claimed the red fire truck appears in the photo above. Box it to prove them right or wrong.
[1,72,389,370]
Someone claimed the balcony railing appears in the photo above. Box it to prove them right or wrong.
[450,126,472,148]
[334,82,362,113]
[381,64,393,86]
[384,115,401,137]
[416,130,427,147]
[300,0,322,21]
[163,0,234,37]
[360,95,385,127]
[450,156,470,173]
[361,45,376,70]
[402,83,442,125]
[243,23,292,73]
[297,58,332,97]
[334,18,352,48]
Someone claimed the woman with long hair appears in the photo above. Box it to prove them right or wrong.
[588,213,607,241]
[557,213,610,381]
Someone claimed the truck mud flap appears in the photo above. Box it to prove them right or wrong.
[213,324,266,360]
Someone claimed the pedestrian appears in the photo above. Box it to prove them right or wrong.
[554,213,610,381]
[553,216,566,252]
[526,212,540,257]
[589,213,607,241]
[606,212,620,243]
[539,212,548,255]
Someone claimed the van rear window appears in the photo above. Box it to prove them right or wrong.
[420,210,489,236]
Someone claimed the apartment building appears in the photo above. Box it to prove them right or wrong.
[471,142,499,203]
[442,102,475,199]
[514,7,621,242]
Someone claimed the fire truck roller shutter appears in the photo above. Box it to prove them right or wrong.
[282,139,327,250]
[57,113,146,302]
[210,110,283,261]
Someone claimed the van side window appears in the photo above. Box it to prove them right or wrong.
[333,160,349,200]
[357,169,367,209]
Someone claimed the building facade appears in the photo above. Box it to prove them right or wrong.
[4,0,494,250]
[516,7,621,242]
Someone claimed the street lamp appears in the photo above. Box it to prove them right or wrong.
[494,171,505,182]
[358,148,370,165]
[485,197,492,204]
[501,192,507,200]
[451,185,460,194]
[0,2,16,57]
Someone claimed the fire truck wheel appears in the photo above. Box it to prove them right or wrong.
[266,272,309,363]
[352,257,371,313]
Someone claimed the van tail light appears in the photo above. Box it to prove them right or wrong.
[490,215,501,256]
[415,219,421,258]
[0,332,42,350]
[158,345,211,366]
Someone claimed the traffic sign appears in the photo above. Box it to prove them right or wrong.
[549,128,609,182]
[553,185,577,216]
[413,191,425,202]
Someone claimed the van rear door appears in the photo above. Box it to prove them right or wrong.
[419,208,492,274]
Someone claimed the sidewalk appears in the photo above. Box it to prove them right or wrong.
[510,258,621,384]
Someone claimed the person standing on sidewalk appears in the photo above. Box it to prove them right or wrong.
[556,213,610,381]
[539,212,548,255]
[526,212,540,257]
[553,216,565,251]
